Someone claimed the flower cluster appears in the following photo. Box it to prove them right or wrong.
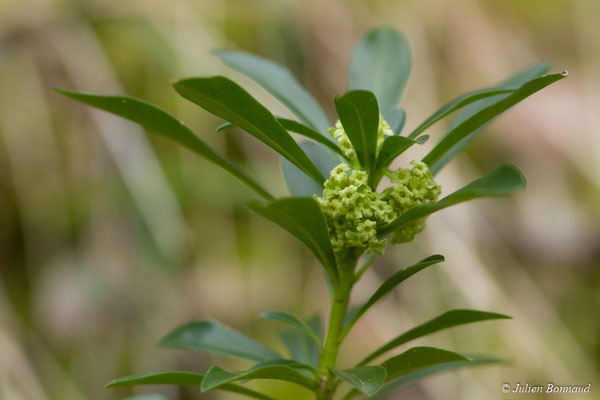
[317,118,441,257]
[328,115,393,162]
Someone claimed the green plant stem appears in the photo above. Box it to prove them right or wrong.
[317,254,358,399]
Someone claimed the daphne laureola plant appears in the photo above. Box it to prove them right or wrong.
[57,27,565,399]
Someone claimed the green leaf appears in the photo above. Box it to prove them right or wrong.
[247,197,338,282]
[349,27,411,115]
[214,50,331,133]
[331,366,387,396]
[201,361,316,392]
[217,118,343,157]
[107,371,275,400]
[381,347,469,381]
[54,90,274,201]
[282,141,341,197]
[260,311,321,348]
[430,62,551,175]
[370,135,428,187]
[407,88,514,139]
[334,90,379,171]
[423,72,565,172]
[359,310,510,365]
[159,320,280,362]
[277,118,343,155]
[172,77,326,185]
[280,314,322,369]
[384,109,406,135]
[365,355,505,399]
[378,163,525,236]
[341,255,444,340]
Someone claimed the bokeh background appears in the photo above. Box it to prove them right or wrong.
[1,0,599,399]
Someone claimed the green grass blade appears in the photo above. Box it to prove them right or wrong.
[214,50,331,133]
[349,27,411,115]
[54,90,274,200]
[172,76,326,185]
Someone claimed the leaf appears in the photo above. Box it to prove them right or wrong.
[54,90,274,201]
[124,395,169,400]
[247,197,338,282]
[359,310,509,365]
[369,135,428,186]
[277,118,343,155]
[106,371,275,400]
[378,163,525,236]
[341,255,444,340]
[159,320,280,362]
[172,77,325,185]
[364,355,504,399]
[334,90,380,171]
[282,141,341,197]
[201,361,316,392]
[217,118,343,156]
[280,314,322,369]
[384,109,406,135]
[381,347,469,381]
[260,311,321,348]
[407,88,514,139]
[349,27,411,115]
[430,62,552,175]
[423,72,565,172]
[331,366,387,396]
[214,50,331,133]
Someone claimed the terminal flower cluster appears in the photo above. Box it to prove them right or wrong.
[329,115,393,161]
[317,118,441,257]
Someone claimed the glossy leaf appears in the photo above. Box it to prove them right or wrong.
[384,109,406,135]
[349,27,411,115]
[172,77,326,185]
[159,320,280,362]
[364,355,503,399]
[217,118,343,156]
[370,135,428,186]
[407,88,514,139]
[106,371,275,400]
[379,163,525,236]
[423,72,565,171]
[360,310,509,365]
[54,90,274,201]
[342,255,444,340]
[430,62,552,175]
[247,197,338,282]
[331,366,387,396]
[334,90,379,171]
[280,314,322,369]
[214,50,330,133]
[260,311,321,348]
[201,361,316,392]
[282,141,341,197]
[382,347,469,381]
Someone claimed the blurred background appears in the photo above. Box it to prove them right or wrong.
[1,0,599,399]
